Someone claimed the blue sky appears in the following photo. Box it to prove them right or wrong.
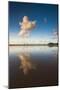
[9,2,58,44]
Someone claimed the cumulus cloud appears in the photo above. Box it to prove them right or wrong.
[18,16,36,37]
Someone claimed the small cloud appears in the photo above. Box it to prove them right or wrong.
[52,28,58,39]
[53,31,58,36]
[18,16,36,37]
[43,17,47,23]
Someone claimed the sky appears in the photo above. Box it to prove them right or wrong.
[9,1,58,44]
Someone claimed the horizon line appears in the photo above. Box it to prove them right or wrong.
[9,43,58,46]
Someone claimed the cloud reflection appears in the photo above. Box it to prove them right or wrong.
[18,52,36,75]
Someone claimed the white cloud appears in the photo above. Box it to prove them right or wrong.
[52,29,58,39]
[51,28,58,43]
[18,16,36,37]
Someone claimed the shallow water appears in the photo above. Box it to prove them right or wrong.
[9,46,58,88]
